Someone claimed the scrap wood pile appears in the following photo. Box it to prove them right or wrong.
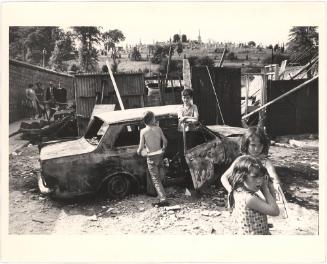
[11,105,78,143]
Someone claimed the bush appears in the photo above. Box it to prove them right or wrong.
[69,64,79,72]
[226,52,236,61]
[214,48,225,53]
[102,64,109,73]
[143,68,150,74]
[188,56,214,67]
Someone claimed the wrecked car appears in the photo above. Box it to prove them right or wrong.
[38,105,245,199]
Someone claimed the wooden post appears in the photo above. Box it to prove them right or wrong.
[244,75,249,115]
[218,48,227,67]
[100,80,104,104]
[261,67,268,106]
[140,74,145,107]
[165,41,173,89]
[274,64,280,80]
[182,123,186,156]
[258,69,268,128]
[183,59,192,90]
[158,76,164,105]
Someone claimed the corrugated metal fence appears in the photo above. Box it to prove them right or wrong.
[74,72,145,135]
[266,78,318,136]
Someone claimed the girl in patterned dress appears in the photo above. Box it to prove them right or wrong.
[229,155,279,235]
[221,126,282,201]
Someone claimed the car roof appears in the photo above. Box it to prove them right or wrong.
[96,105,181,124]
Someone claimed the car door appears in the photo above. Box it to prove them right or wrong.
[184,125,225,189]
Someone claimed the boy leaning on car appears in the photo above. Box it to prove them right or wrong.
[137,111,170,207]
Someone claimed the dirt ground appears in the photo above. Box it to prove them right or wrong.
[9,141,319,235]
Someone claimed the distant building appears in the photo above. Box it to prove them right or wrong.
[198,29,202,44]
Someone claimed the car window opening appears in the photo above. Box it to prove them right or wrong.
[186,127,216,150]
[115,124,143,147]
[85,117,109,145]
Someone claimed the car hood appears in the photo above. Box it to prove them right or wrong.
[40,137,96,160]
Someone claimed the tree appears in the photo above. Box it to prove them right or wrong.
[280,43,285,53]
[49,32,75,71]
[248,41,256,47]
[24,27,63,66]
[273,44,279,52]
[176,42,183,56]
[286,26,318,64]
[150,44,174,64]
[72,26,102,72]
[181,34,187,42]
[262,52,290,65]
[9,27,36,61]
[173,34,180,43]
[130,47,141,61]
[9,27,63,66]
[102,29,125,56]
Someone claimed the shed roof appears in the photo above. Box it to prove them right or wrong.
[96,105,181,124]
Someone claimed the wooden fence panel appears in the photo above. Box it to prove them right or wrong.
[191,67,241,126]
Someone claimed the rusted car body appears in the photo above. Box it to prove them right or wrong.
[39,105,245,199]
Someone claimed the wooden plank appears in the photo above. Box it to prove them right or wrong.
[183,59,192,90]
[106,60,125,110]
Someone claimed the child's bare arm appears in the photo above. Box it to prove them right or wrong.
[265,159,281,185]
[265,159,282,199]
[247,177,280,216]
[137,130,145,155]
[193,105,199,120]
[160,128,168,151]
[220,157,238,193]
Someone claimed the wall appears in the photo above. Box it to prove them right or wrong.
[9,59,75,122]
[191,67,241,126]
[266,78,318,136]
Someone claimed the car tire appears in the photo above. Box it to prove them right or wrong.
[105,174,131,199]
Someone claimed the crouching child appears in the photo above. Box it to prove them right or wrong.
[137,111,169,207]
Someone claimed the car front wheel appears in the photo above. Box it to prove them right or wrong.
[105,174,131,199]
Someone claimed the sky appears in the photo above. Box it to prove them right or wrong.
[57,2,320,47]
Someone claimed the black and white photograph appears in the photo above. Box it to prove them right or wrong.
[0,1,325,263]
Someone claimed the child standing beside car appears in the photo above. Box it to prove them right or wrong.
[178,88,199,132]
[137,111,169,207]
[177,88,200,152]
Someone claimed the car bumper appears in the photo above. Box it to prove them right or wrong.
[38,172,53,195]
